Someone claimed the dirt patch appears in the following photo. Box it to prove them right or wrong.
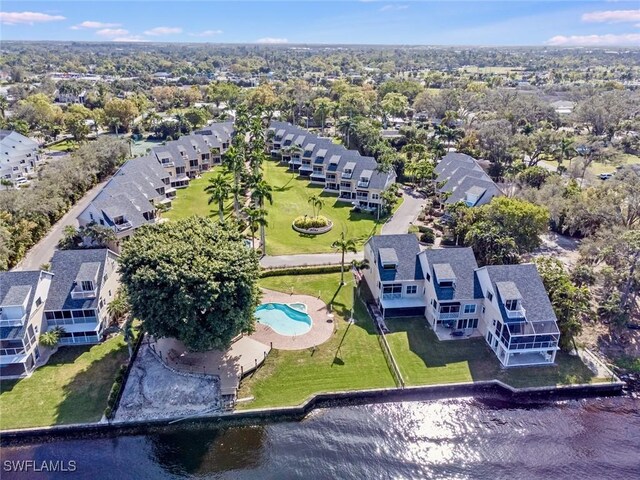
[115,345,221,422]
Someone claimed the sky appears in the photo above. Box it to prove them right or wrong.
[1,1,639,46]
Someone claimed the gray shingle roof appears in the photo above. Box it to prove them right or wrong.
[434,152,477,175]
[481,264,558,325]
[45,249,116,311]
[0,270,50,341]
[438,167,489,191]
[368,235,423,282]
[445,177,502,206]
[421,247,479,301]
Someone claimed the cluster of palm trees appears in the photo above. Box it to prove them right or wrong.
[205,106,274,252]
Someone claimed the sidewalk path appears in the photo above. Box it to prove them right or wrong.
[13,180,108,271]
[260,252,362,269]
[381,186,425,235]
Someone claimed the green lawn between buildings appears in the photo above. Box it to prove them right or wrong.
[0,334,129,430]
[161,160,388,255]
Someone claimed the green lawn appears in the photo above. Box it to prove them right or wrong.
[385,318,605,388]
[162,169,234,221]
[237,273,394,408]
[263,161,385,255]
[47,139,78,152]
[540,152,640,177]
[0,335,129,430]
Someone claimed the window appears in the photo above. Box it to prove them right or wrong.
[457,318,479,329]
[406,285,417,295]
[382,264,396,270]
[439,304,460,314]
[506,299,518,310]
[382,284,402,294]
[464,304,476,314]
[426,272,431,282]
[487,291,493,301]
[35,297,42,307]
[440,281,453,287]
[372,193,379,200]
[482,306,486,314]
[81,281,94,291]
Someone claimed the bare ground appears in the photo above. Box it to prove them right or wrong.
[115,344,221,422]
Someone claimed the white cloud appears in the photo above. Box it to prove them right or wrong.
[189,30,223,37]
[144,26,182,36]
[113,36,147,43]
[546,33,640,46]
[96,28,129,37]
[256,37,289,44]
[379,4,408,12]
[582,9,640,23]
[0,11,65,25]
[71,20,121,30]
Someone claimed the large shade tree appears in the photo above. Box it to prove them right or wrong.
[118,217,261,351]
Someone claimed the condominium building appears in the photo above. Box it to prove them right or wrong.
[0,130,41,187]
[363,234,560,367]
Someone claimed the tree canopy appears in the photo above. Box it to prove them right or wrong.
[118,217,261,351]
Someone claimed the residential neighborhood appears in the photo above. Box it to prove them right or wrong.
[0,3,639,475]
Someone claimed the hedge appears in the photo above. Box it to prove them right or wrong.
[260,264,343,278]
[293,215,330,229]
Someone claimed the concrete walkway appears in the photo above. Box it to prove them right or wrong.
[260,251,362,268]
[13,180,108,271]
[381,186,425,235]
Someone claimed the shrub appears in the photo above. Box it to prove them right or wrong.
[420,231,435,244]
[261,265,342,278]
[441,236,457,246]
[408,225,419,234]
[104,406,112,419]
[417,225,433,234]
[293,215,330,229]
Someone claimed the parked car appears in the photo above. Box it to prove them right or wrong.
[599,172,614,180]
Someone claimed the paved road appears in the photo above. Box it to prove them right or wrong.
[260,252,362,269]
[13,180,108,271]
[381,186,425,235]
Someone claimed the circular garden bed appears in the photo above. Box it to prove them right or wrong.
[292,215,333,235]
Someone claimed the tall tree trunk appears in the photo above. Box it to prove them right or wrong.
[219,200,224,222]
[340,249,345,285]
[260,224,266,255]
[620,250,640,310]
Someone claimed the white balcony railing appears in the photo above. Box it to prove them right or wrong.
[70,288,98,300]
[114,221,133,232]
[0,314,27,327]
[382,292,402,300]
[505,306,526,319]
[438,312,460,320]
[357,181,370,188]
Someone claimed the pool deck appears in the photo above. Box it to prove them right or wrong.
[152,336,271,396]
[250,289,335,350]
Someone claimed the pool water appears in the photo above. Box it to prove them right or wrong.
[255,303,312,336]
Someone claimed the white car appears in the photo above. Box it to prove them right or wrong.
[599,172,614,180]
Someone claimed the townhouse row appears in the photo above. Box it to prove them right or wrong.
[0,130,41,187]
[435,152,503,207]
[363,234,560,368]
[268,121,396,210]
[77,123,233,250]
[0,249,120,378]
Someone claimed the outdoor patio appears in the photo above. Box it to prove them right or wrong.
[433,324,483,341]
[249,288,335,350]
[152,335,271,396]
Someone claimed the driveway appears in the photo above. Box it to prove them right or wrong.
[381,186,425,235]
[13,180,108,271]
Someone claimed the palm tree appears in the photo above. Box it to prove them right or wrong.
[332,231,358,285]
[556,136,576,168]
[107,290,130,324]
[39,326,65,348]
[338,118,357,149]
[223,146,245,215]
[308,194,323,218]
[244,207,268,251]
[205,174,230,222]
[0,95,8,119]
[251,180,273,249]
[122,319,135,359]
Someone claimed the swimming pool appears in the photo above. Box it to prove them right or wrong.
[255,303,312,336]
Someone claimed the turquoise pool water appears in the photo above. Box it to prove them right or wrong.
[255,303,312,336]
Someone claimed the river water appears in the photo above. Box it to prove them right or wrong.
[3,395,639,479]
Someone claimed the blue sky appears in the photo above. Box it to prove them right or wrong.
[1,1,639,46]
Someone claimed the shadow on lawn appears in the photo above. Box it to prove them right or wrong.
[54,343,128,425]
[386,318,502,382]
